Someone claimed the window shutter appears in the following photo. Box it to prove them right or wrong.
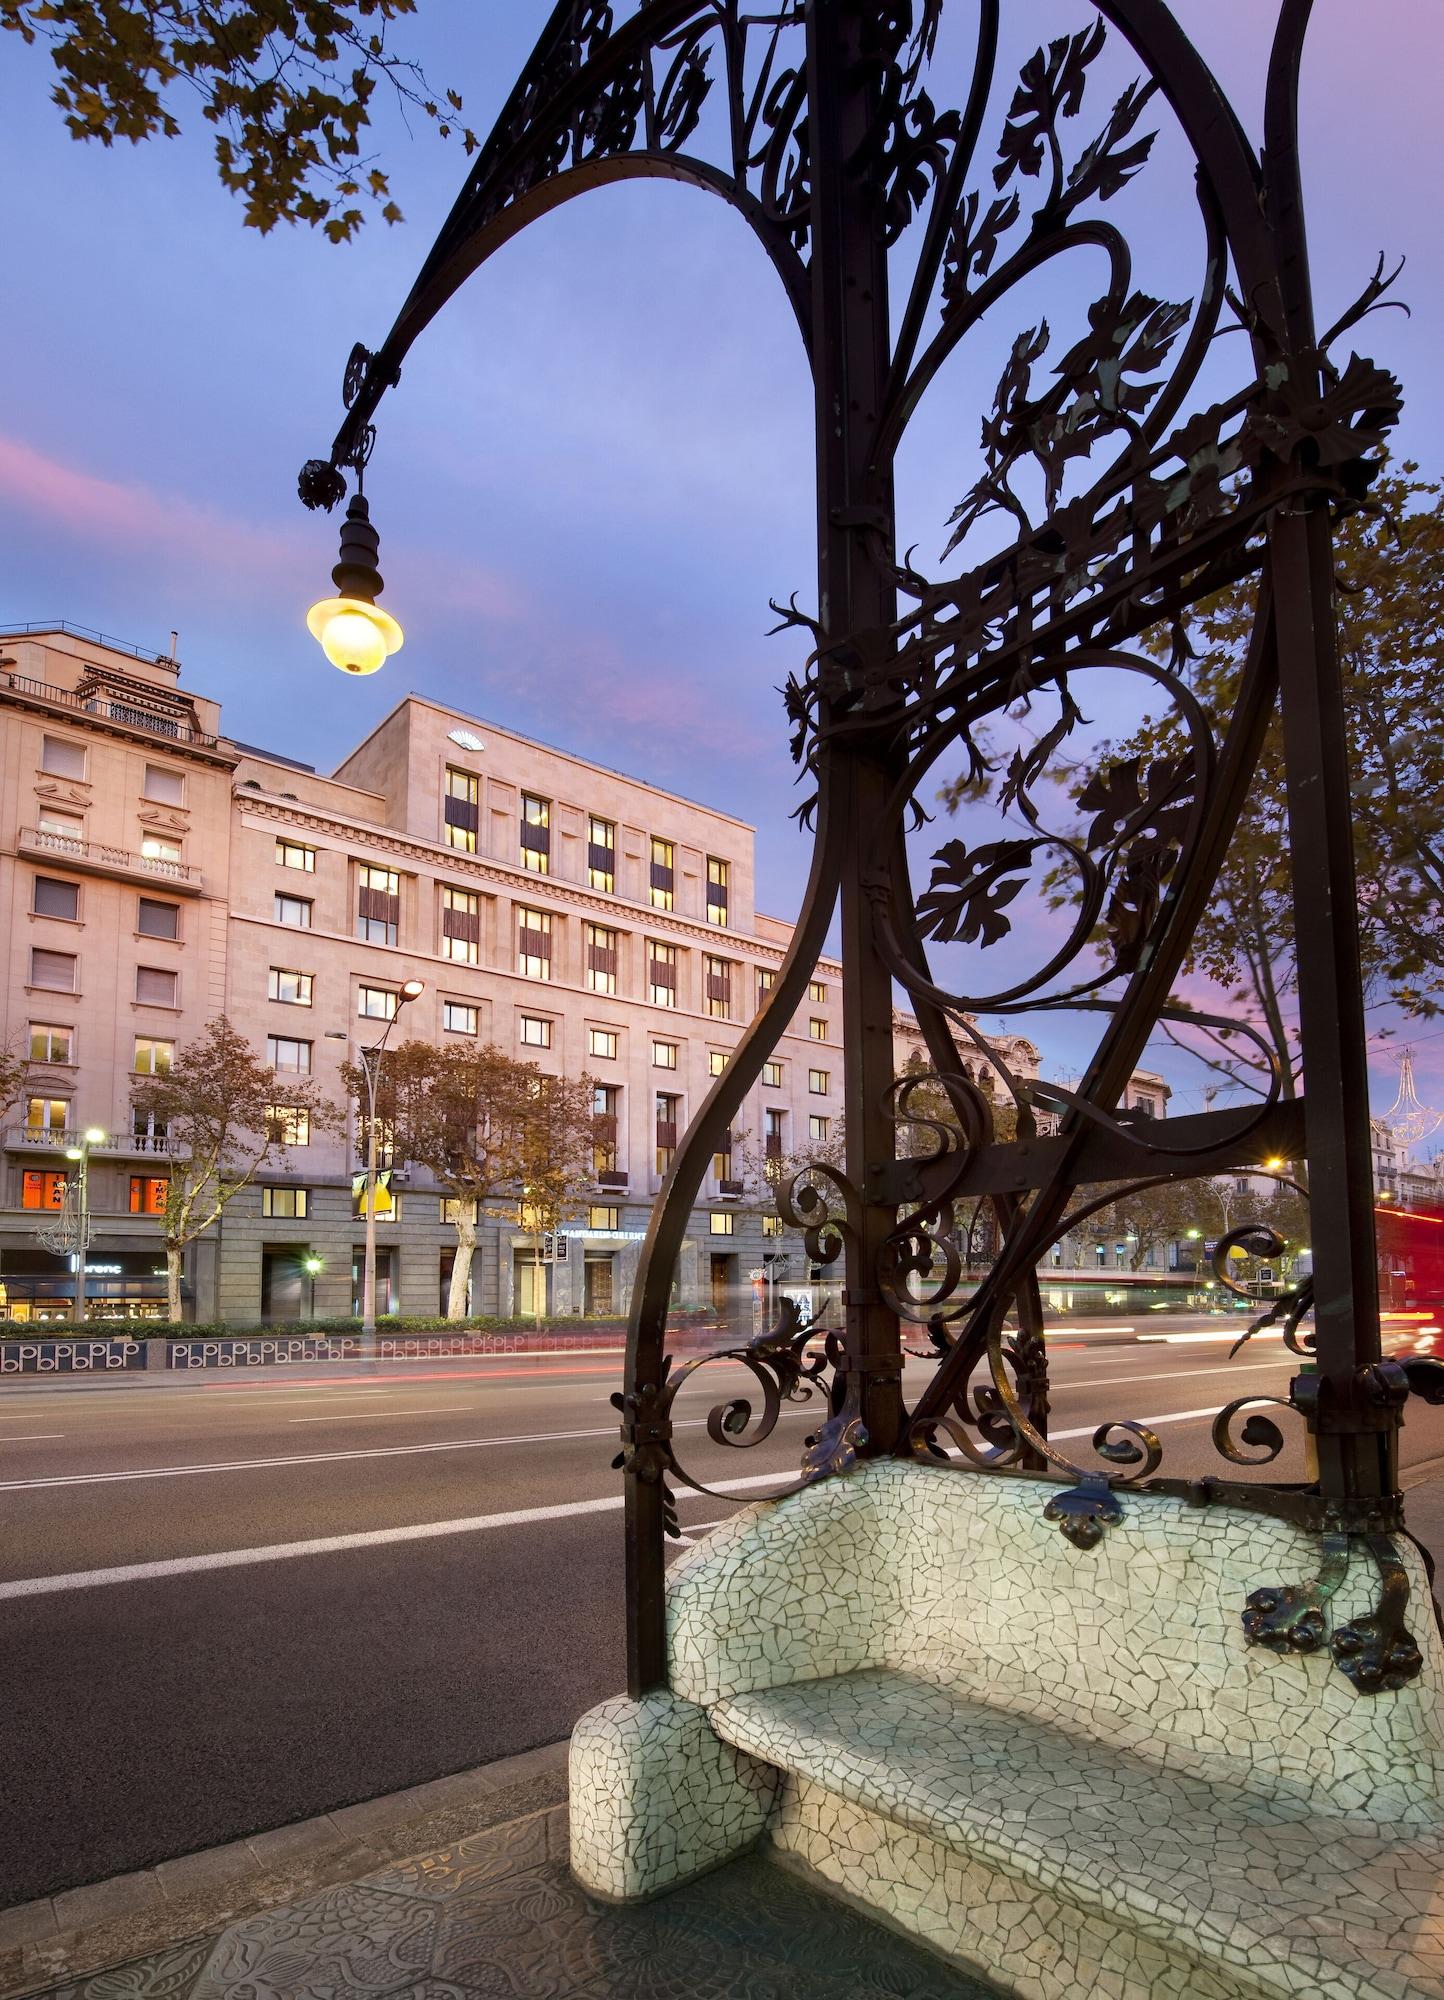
[31,949,77,990]
[444,793,478,832]
[136,967,178,1005]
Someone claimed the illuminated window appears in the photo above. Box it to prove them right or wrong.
[21,1169,68,1210]
[260,1185,309,1218]
[710,1211,735,1236]
[762,1213,784,1238]
[756,967,776,1010]
[809,1068,829,1094]
[585,922,618,994]
[649,836,674,910]
[442,884,480,963]
[703,954,732,1021]
[267,1105,311,1146]
[520,1014,553,1048]
[809,1017,829,1042]
[708,1050,728,1077]
[655,1092,680,1176]
[648,940,676,1008]
[441,1195,479,1223]
[357,864,400,946]
[133,1037,174,1075]
[810,1114,830,1142]
[444,766,479,851]
[130,1174,167,1216]
[593,1084,620,1175]
[587,817,615,892]
[276,839,316,871]
[809,980,827,1004]
[268,968,313,1005]
[706,856,729,927]
[520,794,551,873]
[652,1039,678,1069]
[29,1024,72,1062]
[517,905,551,979]
[589,1029,618,1060]
[141,835,182,869]
[589,1204,620,1230]
[762,1060,783,1088]
[26,1095,68,1132]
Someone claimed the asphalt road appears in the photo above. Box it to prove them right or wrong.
[3,1318,1443,1907]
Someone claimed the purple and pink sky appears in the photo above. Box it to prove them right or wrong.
[1,0,1440,1122]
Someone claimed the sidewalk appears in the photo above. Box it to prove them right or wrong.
[4,1745,997,2000]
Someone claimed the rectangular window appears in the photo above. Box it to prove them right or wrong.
[762,1212,784,1238]
[21,1169,68,1210]
[585,921,618,994]
[41,735,85,779]
[520,1014,552,1048]
[441,885,481,963]
[444,766,479,851]
[37,808,84,846]
[589,1028,618,1060]
[710,1211,735,1236]
[357,864,400,946]
[589,1204,620,1230]
[703,954,731,1020]
[655,1091,680,1176]
[268,967,313,1006]
[648,940,676,1008]
[441,1195,479,1224]
[765,1107,786,1164]
[593,1084,620,1175]
[652,1039,677,1069]
[261,1185,309,1218]
[587,817,615,892]
[267,1036,312,1074]
[25,1097,69,1132]
[133,1037,174,1075]
[516,905,552,979]
[276,839,315,871]
[267,1105,310,1146]
[136,965,178,1006]
[809,1068,830,1094]
[810,1115,830,1142]
[358,985,399,1020]
[520,793,551,873]
[762,1060,783,1088]
[140,835,182,867]
[706,856,729,927]
[275,892,312,928]
[33,875,79,921]
[713,1128,734,1180]
[649,836,675,910]
[29,1024,72,1062]
[708,1050,728,1077]
[129,1175,170,1215]
[143,764,185,805]
[138,897,180,940]
[809,1017,829,1042]
[809,980,828,1004]
[756,967,776,1010]
[443,1001,478,1035]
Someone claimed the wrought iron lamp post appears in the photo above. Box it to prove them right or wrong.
[300,0,1439,1699]
[59,1127,107,1326]
[328,978,423,1357]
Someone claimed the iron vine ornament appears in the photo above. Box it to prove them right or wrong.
[302,0,1443,1696]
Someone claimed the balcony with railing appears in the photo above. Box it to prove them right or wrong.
[0,665,223,750]
[4,1127,178,1157]
[18,825,204,893]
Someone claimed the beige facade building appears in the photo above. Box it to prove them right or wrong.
[0,623,1176,1325]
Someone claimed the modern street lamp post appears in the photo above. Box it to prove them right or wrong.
[61,1127,108,1326]
[327,978,423,1358]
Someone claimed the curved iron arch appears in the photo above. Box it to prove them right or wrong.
[300,0,1419,1699]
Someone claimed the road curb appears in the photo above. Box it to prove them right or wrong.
[0,1738,570,2000]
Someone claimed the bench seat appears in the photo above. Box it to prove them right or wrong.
[711,1665,1444,2000]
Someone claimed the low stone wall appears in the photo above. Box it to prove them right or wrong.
[0,1337,144,1373]
[0,1324,723,1372]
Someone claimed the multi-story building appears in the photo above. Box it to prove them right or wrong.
[0,624,852,1324]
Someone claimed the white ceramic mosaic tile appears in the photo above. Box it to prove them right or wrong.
[569,1686,779,1901]
[571,1460,1444,1997]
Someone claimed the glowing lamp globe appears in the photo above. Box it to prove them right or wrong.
[83,1126,107,1146]
[306,597,403,676]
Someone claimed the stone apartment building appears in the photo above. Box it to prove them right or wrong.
[0,623,1179,1325]
[0,623,857,1325]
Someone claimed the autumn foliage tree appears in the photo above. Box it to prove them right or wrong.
[131,1016,341,1320]
[513,1070,600,1326]
[1,0,476,239]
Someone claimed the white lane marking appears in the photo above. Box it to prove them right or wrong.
[1045,1360,1294,1392]
[1050,1405,1232,1442]
[0,1470,792,1600]
[1048,1324,1136,1335]
[0,1433,65,1442]
[287,1407,467,1424]
[0,1412,808,1494]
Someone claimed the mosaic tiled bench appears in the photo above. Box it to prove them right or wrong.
[571,1459,1444,2000]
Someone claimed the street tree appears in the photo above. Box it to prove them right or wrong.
[131,1016,341,1320]
[1070,1178,1205,1275]
[0,1037,29,1122]
[343,1039,542,1321]
[513,1070,599,1327]
[1,0,473,239]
